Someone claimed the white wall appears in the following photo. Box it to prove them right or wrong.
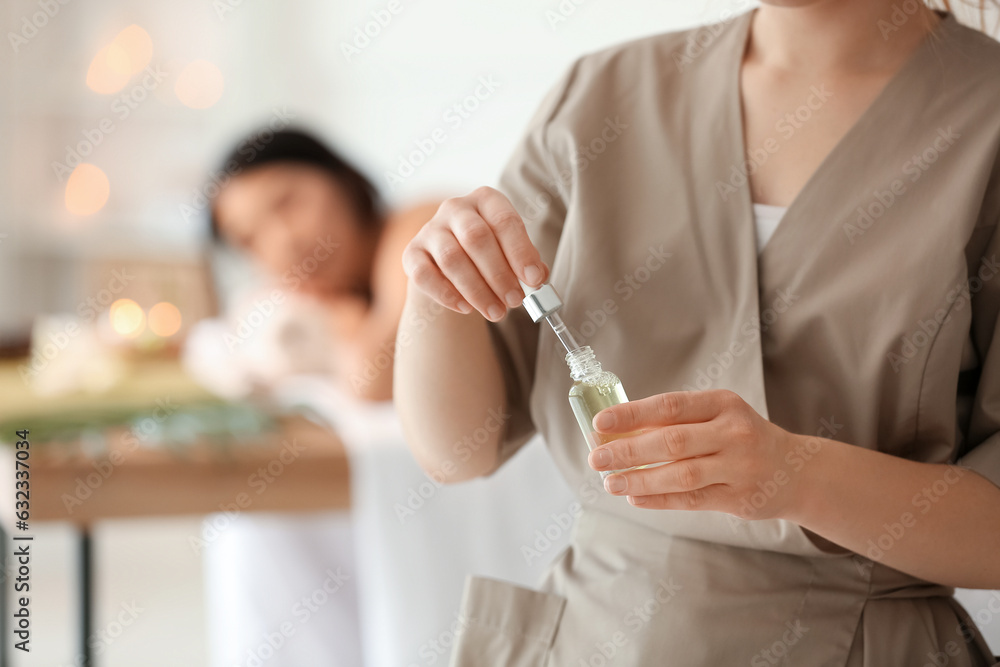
[0,0,753,259]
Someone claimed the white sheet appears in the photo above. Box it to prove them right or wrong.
[202,375,576,667]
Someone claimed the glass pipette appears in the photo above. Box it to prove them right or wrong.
[519,282,581,353]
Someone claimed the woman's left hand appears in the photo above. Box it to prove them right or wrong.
[589,389,807,520]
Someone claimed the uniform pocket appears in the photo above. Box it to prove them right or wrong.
[448,575,567,667]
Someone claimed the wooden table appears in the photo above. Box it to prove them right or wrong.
[0,356,351,666]
[12,414,351,523]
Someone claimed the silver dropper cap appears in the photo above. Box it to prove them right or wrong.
[519,281,563,323]
[521,280,581,353]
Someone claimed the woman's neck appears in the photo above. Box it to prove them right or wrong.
[749,0,941,75]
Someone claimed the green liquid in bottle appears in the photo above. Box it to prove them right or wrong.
[566,347,641,479]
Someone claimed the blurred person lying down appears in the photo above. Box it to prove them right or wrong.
[185,128,439,401]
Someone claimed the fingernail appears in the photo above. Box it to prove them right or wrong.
[504,290,523,308]
[592,449,611,469]
[594,411,615,430]
[523,264,543,286]
[605,475,627,494]
[629,495,647,506]
[487,304,504,321]
[456,301,472,314]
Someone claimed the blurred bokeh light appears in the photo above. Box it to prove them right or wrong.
[64,164,110,215]
[114,25,153,75]
[175,60,224,109]
[86,42,132,94]
[148,301,182,337]
[86,25,153,94]
[109,298,146,337]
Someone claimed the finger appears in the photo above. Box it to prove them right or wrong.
[603,454,725,497]
[401,248,473,314]
[449,208,525,309]
[589,423,720,471]
[474,188,548,288]
[626,484,728,511]
[593,390,735,433]
[425,230,506,321]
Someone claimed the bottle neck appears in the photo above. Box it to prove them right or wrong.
[565,346,603,382]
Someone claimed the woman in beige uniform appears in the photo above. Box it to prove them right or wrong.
[394,1,1000,664]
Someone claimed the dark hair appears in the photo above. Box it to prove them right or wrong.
[208,128,382,241]
[929,1,1000,32]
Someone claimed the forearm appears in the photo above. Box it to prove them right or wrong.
[589,390,1000,588]
[392,287,506,482]
[785,437,1000,589]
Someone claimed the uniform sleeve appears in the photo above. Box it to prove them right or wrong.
[480,58,583,476]
[958,222,1000,489]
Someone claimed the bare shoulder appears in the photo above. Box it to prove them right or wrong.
[378,200,442,258]
[372,199,445,294]
[384,200,443,241]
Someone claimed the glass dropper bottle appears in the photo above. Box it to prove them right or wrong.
[521,282,636,479]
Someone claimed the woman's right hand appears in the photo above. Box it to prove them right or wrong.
[401,186,550,322]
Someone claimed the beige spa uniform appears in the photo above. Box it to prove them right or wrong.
[448,9,1000,667]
